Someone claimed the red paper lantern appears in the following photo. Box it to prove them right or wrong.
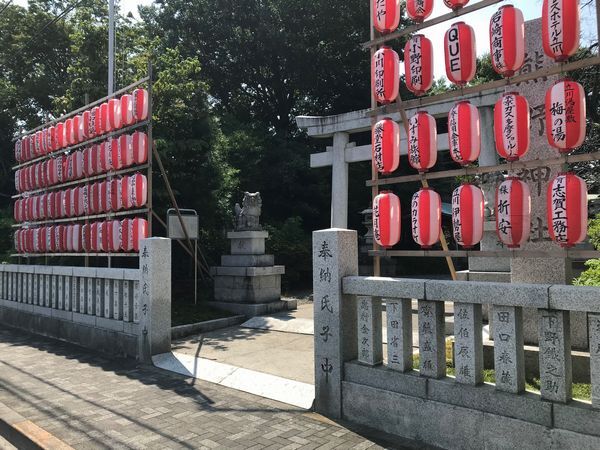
[129,173,148,208]
[72,115,82,144]
[73,150,84,179]
[489,5,525,77]
[108,98,122,130]
[133,89,149,122]
[89,182,99,215]
[99,140,113,172]
[38,227,47,253]
[448,101,480,165]
[79,185,89,216]
[91,106,102,137]
[547,173,588,248]
[404,34,433,96]
[21,136,31,161]
[495,178,531,248]
[33,131,42,157]
[47,126,56,152]
[106,220,121,252]
[543,0,580,62]
[14,139,22,163]
[83,146,95,176]
[411,187,441,248]
[444,22,476,86]
[100,180,112,213]
[100,102,110,134]
[72,224,82,252]
[546,79,586,153]
[121,176,134,209]
[373,0,400,34]
[407,111,437,173]
[494,92,530,161]
[90,222,99,252]
[56,122,67,149]
[132,217,148,251]
[120,134,133,167]
[406,0,433,23]
[132,132,148,164]
[372,46,400,104]
[40,129,48,154]
[372,118,400,175]
[111,137,123,170]
[80,111,91,142]
[121,94,135,126]
[373,192,401,248]
[121,218,132,251]
[82,224,91,253]
[101,221,111,252]
[452,184,484,248]
[111,179,123,211]
[66,118,76,146]
[444,0,469,10]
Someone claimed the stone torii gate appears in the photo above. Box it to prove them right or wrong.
[296,88,501,229]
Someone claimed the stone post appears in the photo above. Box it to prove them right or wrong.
[418,300,445,379]
[493,305,525,394]
[138,237,172,362]
[539,310,572,403]
[331,132,349,228]
[589,314,600,407]
[454,303,483,385]
[356,296,383,366]
[386,298,413,372]
[313,229,358,419]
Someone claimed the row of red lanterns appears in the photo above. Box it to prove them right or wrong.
[372,79,586,174]
[14,174,148,223]
[14,89,149,164]
[375,0,469,33]
[15,132,148,194]
[373,2,580,100]
[374,173,588,249]
[14,218,148,254]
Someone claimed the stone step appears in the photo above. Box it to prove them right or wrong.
[221,254,275,267]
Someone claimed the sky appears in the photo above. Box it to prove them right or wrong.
[11,0,599,80]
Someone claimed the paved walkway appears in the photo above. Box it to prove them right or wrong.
[0,328,404,450]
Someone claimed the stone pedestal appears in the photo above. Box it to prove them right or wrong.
[210,231,295,317]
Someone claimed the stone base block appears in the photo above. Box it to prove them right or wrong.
[213,273,282,303]
[207,299,297,317]
[455,270,511,283]
[221,254,275,267]
[228,231,269,255]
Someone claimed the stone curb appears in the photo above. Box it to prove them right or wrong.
[171,315,246,340]
[0,399,74,450]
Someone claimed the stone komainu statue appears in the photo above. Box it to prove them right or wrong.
[234,192,262,231]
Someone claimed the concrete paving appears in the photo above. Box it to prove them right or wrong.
[0,327,414,449]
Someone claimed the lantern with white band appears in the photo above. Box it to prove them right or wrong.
[452,184,484,248]
[448,101,480,165]
[411,188,441,248]
[121,94,135,126]
[373,192,401,248]
[444,0,469,10]
[489,5,525,77]
[129,174,148,208]
[545,79,586,154]
[133,89,149,122]
[406,0,433,23]
[494,92,530,161]
[132,132,148,164]
[372,46,400,104]
[547,173,588,248]
[444,22,476,86]
[542,0,580,62]
[108,98,122,130]
[372,118,400,175]
[495,178,531,248]
[404,34,433,96]
[373,0,400,34]
[407,111,437,173]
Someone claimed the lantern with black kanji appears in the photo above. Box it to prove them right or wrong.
[411,187,441,248]
[489,5,525,77]
[495,178,531,248]
[494,92,530,161]
[407,111,437,172]
[547,173,588,248]
[443,0,469,10]
[448,101,480,165]
[372,118,400,175]
[452,184,484,248]
[404,34,433,96]
[406,0,433,23]
[545,79,586,153]
[373,192,401,248]
[373,0,400,34]
[372,46,399,104]
[444,22,476,86]
[542,0,580,62]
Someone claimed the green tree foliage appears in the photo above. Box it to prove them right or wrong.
[574,214,600,286]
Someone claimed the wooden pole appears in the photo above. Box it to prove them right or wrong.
[370,0,381,277]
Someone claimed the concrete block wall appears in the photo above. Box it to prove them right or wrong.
[314,229,600,450]
[0,238,171,362]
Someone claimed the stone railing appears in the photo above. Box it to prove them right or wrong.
[313,229,600,449]
[0,237,171,361]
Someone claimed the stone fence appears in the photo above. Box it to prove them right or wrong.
[313,229,600,449]
[0,237,171,362]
